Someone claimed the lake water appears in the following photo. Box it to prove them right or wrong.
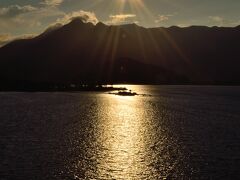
[0,85,240,179]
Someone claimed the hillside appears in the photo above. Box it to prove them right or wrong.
[0,19,240,87]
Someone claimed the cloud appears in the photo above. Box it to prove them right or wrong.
[232,20,240,26]
[155,14,173,24]
[56,10,99,25]
[0,33,36,47]
[209,16,224,23]
[0,8,98,44]
[0,5,41,30]
[0,5,37,17]
[44,23,63,34]
[0,34,12,46]
[0,4,65,34]
[0,5,99,36]
[41,0,64,7]
[106,14,137,25]
[208,16,232,26]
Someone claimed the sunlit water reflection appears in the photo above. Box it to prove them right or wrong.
[96,96,148,179]
[71,92,177,179]
[0,85,240,179]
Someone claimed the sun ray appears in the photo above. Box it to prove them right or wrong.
[85,0,191,79]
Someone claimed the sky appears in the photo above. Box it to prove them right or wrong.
[0,0,240,46]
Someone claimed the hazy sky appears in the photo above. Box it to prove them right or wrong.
[0,0,240,45]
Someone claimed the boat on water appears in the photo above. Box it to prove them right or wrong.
[116,90,138,96]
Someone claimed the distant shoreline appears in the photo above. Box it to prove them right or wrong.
[0,85,127,92]
[0,83,239,92]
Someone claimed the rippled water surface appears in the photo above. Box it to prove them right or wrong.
[1,85,240,179]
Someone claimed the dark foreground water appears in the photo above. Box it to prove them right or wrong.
[0,85,240,179]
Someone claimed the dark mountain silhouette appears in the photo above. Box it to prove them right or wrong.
[0,19,240,89]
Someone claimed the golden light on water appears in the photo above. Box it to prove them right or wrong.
[95,88,154,179]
